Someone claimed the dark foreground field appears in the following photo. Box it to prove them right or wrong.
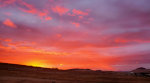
[0,63,150,83]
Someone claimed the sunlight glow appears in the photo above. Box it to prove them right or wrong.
[26,61,47,67]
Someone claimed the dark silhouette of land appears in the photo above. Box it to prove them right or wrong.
[131,67,150,77]
[0,62,150,83]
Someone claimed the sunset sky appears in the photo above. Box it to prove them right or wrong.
[0,0,150,71]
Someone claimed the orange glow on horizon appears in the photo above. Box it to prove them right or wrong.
[25,61,48,68]
[0,0,149,71]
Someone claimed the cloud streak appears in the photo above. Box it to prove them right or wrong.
[0,0,150,71]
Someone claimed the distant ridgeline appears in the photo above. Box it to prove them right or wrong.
[68,68,92,71]
[131,67,150,77]
[0,62,59,72]
[0,62,103,72]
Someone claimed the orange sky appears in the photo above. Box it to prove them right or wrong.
[0,0,150,71]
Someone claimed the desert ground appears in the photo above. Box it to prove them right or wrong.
[0,63,150,83]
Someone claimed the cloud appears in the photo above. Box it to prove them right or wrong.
[52,6,69,15]
[110,53,150,70]
[71,22,80,28]
[45,16,52,20]
[72,9,88,16]
[0,0,16,7]
[3,19,17,28]
[18,0,37,14]
[0,0,150,70]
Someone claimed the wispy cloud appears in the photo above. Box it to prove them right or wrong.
[0,0,150,70]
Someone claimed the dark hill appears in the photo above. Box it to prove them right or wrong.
[0,62,59,72]
[0,62,150,83]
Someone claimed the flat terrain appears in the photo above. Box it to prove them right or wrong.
[0,63,150,83]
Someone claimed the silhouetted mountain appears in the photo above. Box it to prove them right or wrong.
[0,63,150,83]
[132,67,150,73]
[0,62,59,72]
[68,68,92,71]
[131,67,150,77]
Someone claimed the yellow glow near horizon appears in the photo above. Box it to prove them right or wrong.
[26,61,47,68]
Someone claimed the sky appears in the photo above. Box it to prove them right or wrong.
[0,0,150,71]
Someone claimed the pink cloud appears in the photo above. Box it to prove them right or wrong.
[45,16,52,20]
[0,0,150,71]
[18,0,37,14]
[72,9,88,16]
[3,19,17,28]
[52,6,69,15]
[0,0,16,7]
[18,0,52,21]
[71,22,80,28]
